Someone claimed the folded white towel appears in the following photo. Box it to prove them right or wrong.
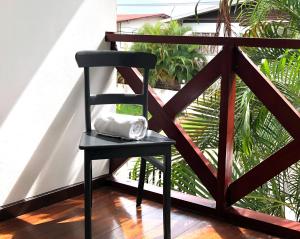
[94,113,148,140]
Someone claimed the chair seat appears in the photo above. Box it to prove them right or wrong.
[79,130,175,150]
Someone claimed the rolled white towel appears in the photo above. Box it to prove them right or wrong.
[94,113,148,140]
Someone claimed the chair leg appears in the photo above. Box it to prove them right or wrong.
[84,153,92,239]
[136,157,146,207]
[90,161,93,208]
[163,149,171,239]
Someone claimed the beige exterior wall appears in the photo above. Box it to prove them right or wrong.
[0,0,116,206]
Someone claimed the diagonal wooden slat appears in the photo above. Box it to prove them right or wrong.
[111,51,223,174]
[227,139,300,205]
[117,67,218,199]
[235,48,300,139]
[149,50,223,131]
[216,46,236,212]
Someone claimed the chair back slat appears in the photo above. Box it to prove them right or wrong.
[90,94,144,105]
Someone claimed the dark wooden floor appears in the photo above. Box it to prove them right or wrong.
[0,187,280,239]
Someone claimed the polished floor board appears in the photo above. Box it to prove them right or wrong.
[0,187,280,239]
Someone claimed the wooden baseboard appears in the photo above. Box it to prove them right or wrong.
[0,175,109,221]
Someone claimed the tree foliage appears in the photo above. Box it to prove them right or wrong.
[130,21,206,89]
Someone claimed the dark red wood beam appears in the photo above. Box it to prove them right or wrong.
[216,45,236,212]
[225,206,300,238]
[108,176,300,239]
[235,48,300,139]
[227,139,300,205]
[106,32,300,49]
[162,120,218,198]
[117,67,218,199]
[148,50,223,131]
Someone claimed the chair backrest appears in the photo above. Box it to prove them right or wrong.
[75,50,157,132]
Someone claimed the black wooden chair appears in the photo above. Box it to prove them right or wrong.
[75,50,175,239]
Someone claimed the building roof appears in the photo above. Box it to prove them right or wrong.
[117,14,169,23]
[162,1,242,23]
[162,5,218,22]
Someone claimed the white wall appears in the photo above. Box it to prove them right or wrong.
[0,0,116,206]
[184,22,244,36]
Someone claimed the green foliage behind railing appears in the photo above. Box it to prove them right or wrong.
[130,21,206,90]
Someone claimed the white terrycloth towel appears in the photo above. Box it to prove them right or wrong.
[94,113,148,140]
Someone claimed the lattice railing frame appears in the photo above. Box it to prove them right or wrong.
[106,32,300,238]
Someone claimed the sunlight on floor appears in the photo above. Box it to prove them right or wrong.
[58,216,84,224]
[18,213,53,225]
[0,234,13,239]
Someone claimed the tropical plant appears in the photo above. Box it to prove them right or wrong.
[195,0,239,36]
[237,0,300,63]
[240,0,300,34]
[130,21,206,89]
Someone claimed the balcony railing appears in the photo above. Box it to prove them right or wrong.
[105,32,300,238]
